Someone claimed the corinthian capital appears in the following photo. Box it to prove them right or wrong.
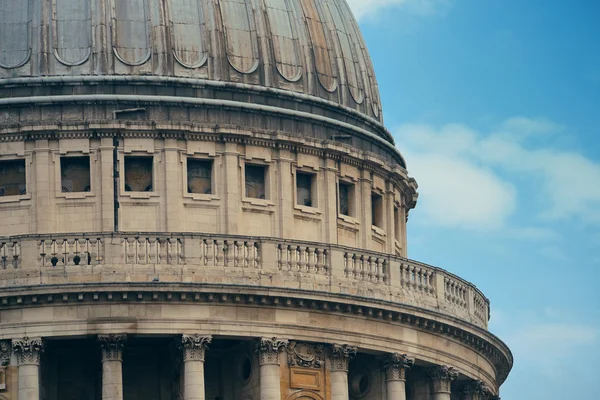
[98,334,127,362]
[462,380,491,400]
[181,334,212,362]
[330,344,357,372]
[382,353,414,382]
[255,337,288,366]
[12,337,44,366]
[428,365,459,394]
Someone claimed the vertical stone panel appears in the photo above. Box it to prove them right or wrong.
[325,0,364,104]
[168,0,208,68]
[0,0,31,69]
[264,0,303,82]
[298,0,337,92]
[111,0,151,66]
[53,0,92,66]
[218,0,260,74]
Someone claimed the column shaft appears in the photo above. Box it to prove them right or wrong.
[17,364,39,400]
[255,338,287,400]
[331,370,349,400]
[386,380,407,400]
[102,360,123,400]
[382,353,413,400]
[433,393,451,400]
[183,360,205,400]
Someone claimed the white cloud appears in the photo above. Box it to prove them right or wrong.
[347,0,449,21]
[395,117,600,229]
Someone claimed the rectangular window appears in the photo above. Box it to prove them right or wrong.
[339,181,355,217]
[296,172,315,207]
[61,157,91,193]
[394,206,400,238]
[371,192,384,228]
[124,156,154,192]
[245,164,267,199]
[0,159,26,196]
[187,159,213,194]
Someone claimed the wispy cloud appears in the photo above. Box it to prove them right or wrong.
[395,117,600,230]
[347,0,450,21]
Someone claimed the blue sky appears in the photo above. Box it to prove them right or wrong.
[348,0,600,398]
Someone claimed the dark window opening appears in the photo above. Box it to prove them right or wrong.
[371,192,384,229]
[187,159,213,194]
[124,156,153,192]
[394,206,400,239]
[245,164,267,199]
[61,156,91,193]
[0,159,26,196]
[296,172,315,208]
[339,181,355,217]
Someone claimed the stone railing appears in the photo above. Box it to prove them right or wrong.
[0,233,490,329]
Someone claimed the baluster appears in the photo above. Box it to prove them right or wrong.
[350,254,357,279]
[148,238,157,264]
[277,244,284,270]
[55,240,65,267]
[1,243,8,270]
[73,239,82,266]
[236,241,245,267]
[254,242,261,268]
[64,239,74,266]
[214,240,223,266]
[224,240,232,267]
[376,258,384,283]
[298,247,307,272]
[88,238,97,266]
[305,247,314,273]
[287,246,295,271]
[6,242,15,269]
[244,242,252,268]
[202,239,211,266]
[316,249,324,275]
[156,238,166,265]
[177,239,184,264]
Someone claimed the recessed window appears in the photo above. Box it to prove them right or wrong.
[339,181,355,217]
[245,164,267,199]
[371,192,383,229]
[394,206,400,239]
[61,157,91,193]
[187,159,213,194]
[0,159,26,196]
[296,172,316,208]
[124,156,153,192]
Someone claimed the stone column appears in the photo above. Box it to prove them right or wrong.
[382,353,414,400]
[98,334,127,400]
[255,338,288,400]
[12,337,44,400]
[181,334,212,400]
[330,344,357,400]
[428,366,459,400]
[462,380,491,400]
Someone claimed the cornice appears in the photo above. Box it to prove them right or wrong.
[0,282,512,385]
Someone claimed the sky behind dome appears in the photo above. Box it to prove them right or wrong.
[348,0,600,398]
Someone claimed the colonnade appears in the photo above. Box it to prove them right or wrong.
[5,336,498,400]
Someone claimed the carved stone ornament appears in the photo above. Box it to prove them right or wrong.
[462,380,491,400]
[98,334,127,362]
[330,344,357,372]
[255,337,288,366]
[181,334,212,362]
[11,337,44,366]
[287,341,325,369]
[428,365,459,394]
[0,342,10,367]
[381,353,414,382]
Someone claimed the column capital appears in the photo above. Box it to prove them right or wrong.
[428,365,459,394]
[98,334,127,362]
[381,353,414,382]
[0,341,10,366]
[255,337,288,366]
[330,344,357,372]
[462,380,491,400]
[181,334,212,362]
[12,337,44,366]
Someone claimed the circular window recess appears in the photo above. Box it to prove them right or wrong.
[238,353,253,385]
[350,370,371,398]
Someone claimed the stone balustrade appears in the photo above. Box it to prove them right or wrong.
[0,233,490,329]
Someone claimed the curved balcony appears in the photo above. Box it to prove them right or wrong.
[0,232,489,330]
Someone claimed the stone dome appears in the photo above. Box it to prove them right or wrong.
[0,0,383,123]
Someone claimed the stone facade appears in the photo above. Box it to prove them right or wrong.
[0,0,512,399]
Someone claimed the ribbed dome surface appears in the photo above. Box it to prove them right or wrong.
[0,0,382,122]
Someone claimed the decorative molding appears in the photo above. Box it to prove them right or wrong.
[428,365,459,394]
[287,341,325,369]
[11,337,44,366]
[255,337,288,366]
[381,353,414,382]
[181,334,212,362]
[0,342,10,366]
[330,344,357,372]
[98,334,126,362]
